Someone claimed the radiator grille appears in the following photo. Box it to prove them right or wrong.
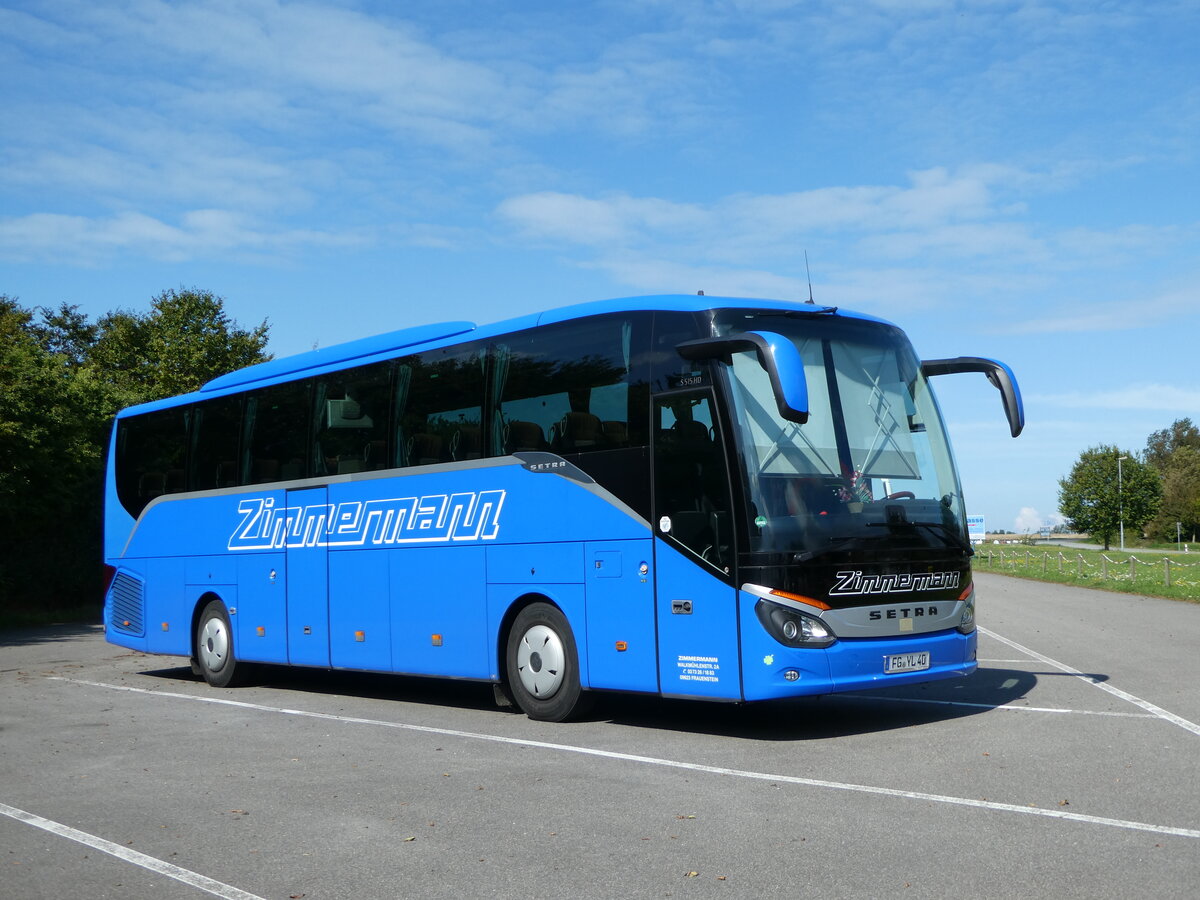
[109,572,145,636]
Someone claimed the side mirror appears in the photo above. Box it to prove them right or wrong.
[922,357,1024,438]
[676,330,809,424]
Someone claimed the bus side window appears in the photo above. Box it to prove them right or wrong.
[190,396,242,491]
[496,315,638,456]
[399,345,485,467]
[653,392,732,570]
[314,362,393,475]
[115,407,190,518]
[242,381,312,484]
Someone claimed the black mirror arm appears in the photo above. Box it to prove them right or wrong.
[922,356,1025,438]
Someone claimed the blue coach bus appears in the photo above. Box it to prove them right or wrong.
[103,294,1022,721]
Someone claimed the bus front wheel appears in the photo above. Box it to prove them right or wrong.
[505,603,588,722]
[195,599,250,688]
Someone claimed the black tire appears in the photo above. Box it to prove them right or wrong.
[505,602,589,722]
[194,599,250,688]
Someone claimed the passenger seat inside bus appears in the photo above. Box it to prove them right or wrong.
[408,433,444,466]
[555,411,603,450]
[505,420,548,452]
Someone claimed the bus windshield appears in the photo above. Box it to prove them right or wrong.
[716,312,967,558]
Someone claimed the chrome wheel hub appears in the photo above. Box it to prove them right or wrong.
[199,616,229,673]
[515,624,564,698]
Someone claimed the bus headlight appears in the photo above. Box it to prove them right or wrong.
[956,586,976,634]
[754,600,836,649]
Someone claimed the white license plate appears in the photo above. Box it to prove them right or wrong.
[885,651,930,674]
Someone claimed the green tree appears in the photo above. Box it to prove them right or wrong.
[1,289,271,620]
[30,302,98,366]
[0,297,113,613]
[1057,445,1162,550]
[1148,446,1200,543]
[90,287,271,405]
[1144,418,1200,473]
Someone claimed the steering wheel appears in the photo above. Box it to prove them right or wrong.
[885,491,916,500]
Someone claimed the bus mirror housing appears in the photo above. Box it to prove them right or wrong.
[676,330,809,424]
[921,356,1025,438]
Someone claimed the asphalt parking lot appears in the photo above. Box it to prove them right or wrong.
[2,571,1198,899]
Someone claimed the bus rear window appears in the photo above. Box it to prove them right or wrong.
[115,408,190,518]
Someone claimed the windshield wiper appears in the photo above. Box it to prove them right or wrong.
[792,534,867,563]
[866,519,973,555]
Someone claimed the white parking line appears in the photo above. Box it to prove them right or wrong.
[52,676,1200,841]
[979,626,1200,737]
[842,694,1155,718]
[977,658,1039,664]
[0,801,265,900]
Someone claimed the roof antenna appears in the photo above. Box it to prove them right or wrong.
[804,251,815,305]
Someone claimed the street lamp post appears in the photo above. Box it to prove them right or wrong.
[1118,455,1128,551]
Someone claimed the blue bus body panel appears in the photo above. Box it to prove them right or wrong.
[390,547,488,678]
[825,631,976,692]
[737,590,977,700]
[330,547,390,670]
[237,551,288,664]
[106,458,653,684]
[654,541,741,700]
[143,557,187,655]
[584,539,657,692]
[286,487,331,667]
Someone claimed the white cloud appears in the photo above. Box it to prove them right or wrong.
[497,165,1021,251]
[1000,281,1199,334]
[1014,507,1064,533]
[1031,384,1200,412]
[584,254,809,300]
[0,210,365,264]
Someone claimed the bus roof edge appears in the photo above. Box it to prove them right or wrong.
[200,320,478,393]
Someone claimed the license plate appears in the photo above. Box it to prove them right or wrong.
[885,651,930,674]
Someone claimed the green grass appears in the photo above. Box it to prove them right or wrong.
[976,546,1200,602]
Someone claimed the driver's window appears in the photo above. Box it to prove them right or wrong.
[653,391,732,571]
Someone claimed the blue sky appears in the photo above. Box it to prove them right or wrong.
[3,0,1197,533]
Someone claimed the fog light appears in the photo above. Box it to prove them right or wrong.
[784,669,800,682]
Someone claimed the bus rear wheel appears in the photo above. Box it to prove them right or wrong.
[195,599,250,688]
[505,602,588,722]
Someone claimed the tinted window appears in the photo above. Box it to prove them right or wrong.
[496,316,645,455]
[397,345,486,466]
[115,407,190,517]
[190,395,242,490]
[314,362,393,475]
[243,381,311,484]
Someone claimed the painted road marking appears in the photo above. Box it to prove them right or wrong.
[843,694,1155,718]
[0,801,265,900]
[979,626,1200,737]
[52,677,1200,841]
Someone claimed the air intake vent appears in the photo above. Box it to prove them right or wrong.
[109,572,145,636]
